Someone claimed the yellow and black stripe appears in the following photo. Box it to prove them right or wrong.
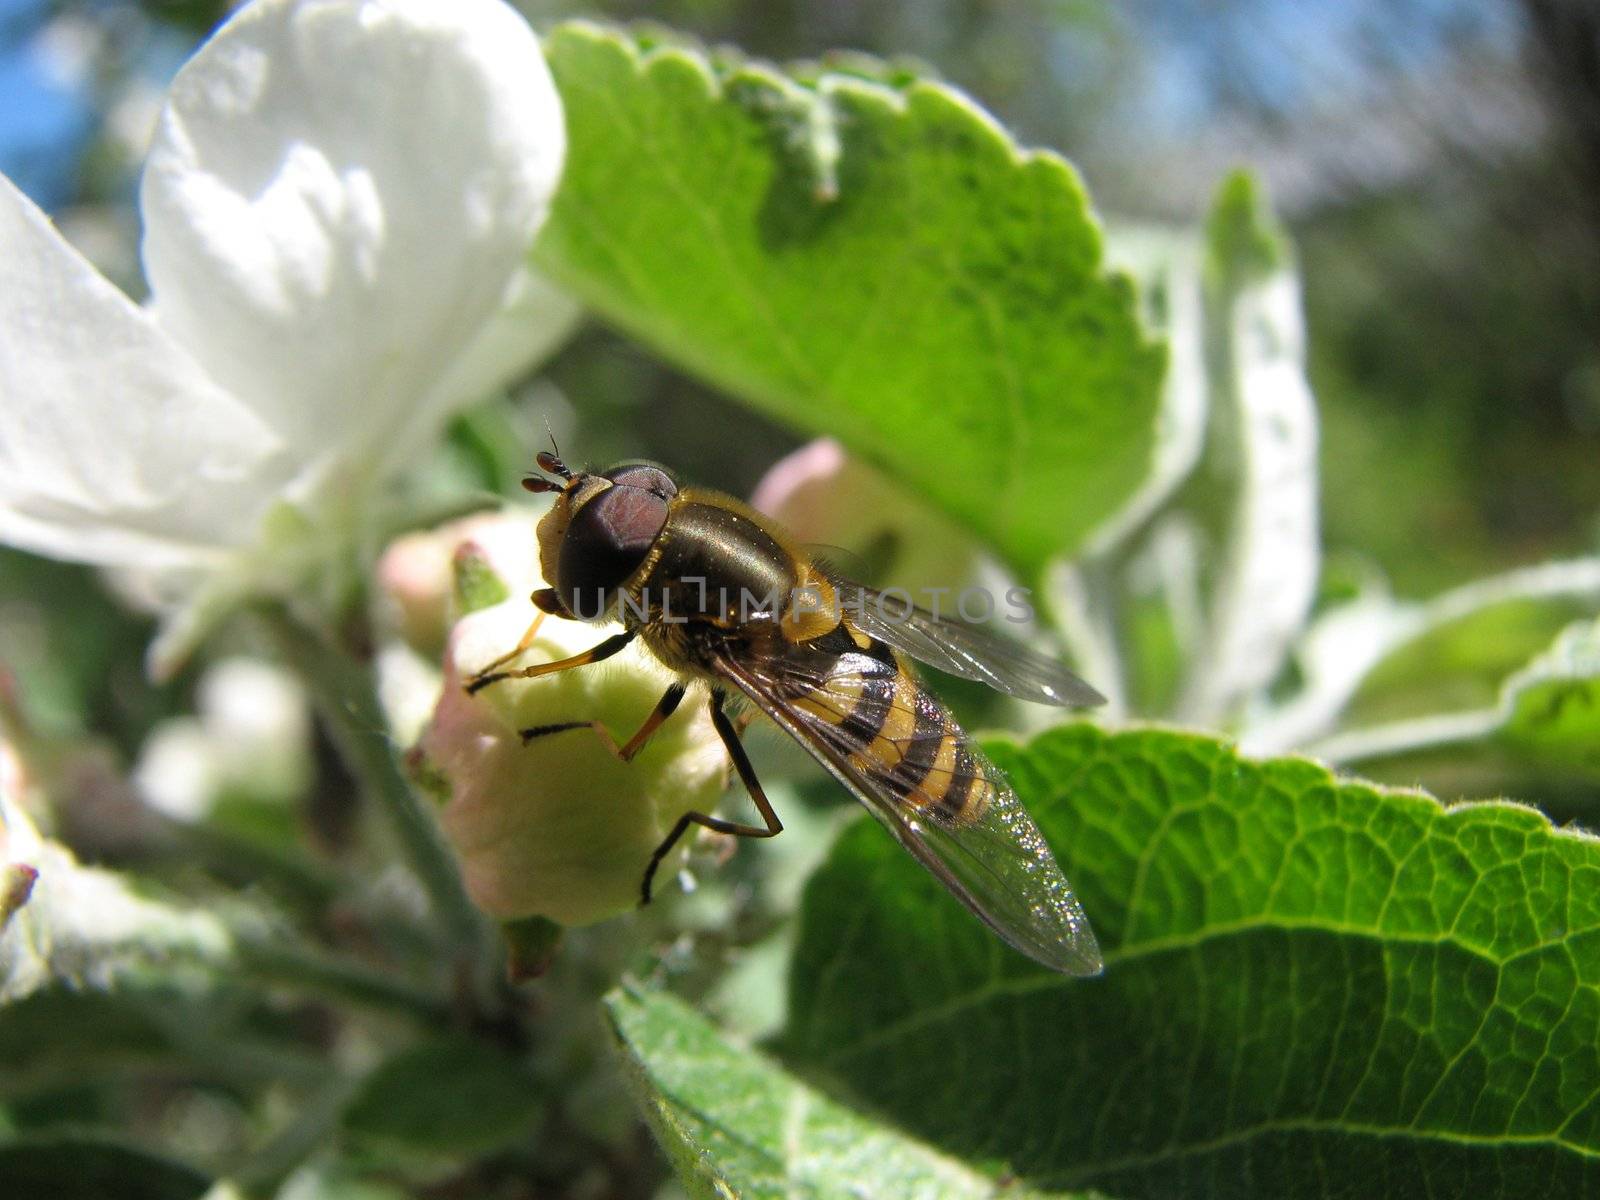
[787,623,993,828]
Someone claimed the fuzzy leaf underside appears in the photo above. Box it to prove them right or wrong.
[341,1033,546,1160]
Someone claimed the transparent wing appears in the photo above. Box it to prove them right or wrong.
[713,642,1102,975]
[835,581,1106,708]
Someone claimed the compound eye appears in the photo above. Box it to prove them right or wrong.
[600,460,678,500]
[557,484,670,618]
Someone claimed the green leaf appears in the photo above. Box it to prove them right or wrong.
[1310,618,1600,782]
[1501,619,1600,772]
[781,724,1600,1197]
[341,1034,544,1161]
[0,983,339,1129]
[1247,558,1600,758]
[1078,175,1317,722]
[605,983,1087,1199]
[0,548,170,747]
[536,22,1166,573]
[1,789,232,1004]
[0,989,173,1094]
[1348,579,1600,730]
[0,1134,210,1200]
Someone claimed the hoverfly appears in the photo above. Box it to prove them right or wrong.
[467,452,1106,975]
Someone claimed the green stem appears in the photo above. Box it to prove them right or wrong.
[231,1070,363,1197]
[168,818,342,909]
[1034,559,1127,717]
[258,606,499,994]
[236,934,451,1027]
[1305,708,1503,767]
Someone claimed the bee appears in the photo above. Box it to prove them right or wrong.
[467,452,1106,975]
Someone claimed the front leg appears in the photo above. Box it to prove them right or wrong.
[463,589,574,682]
[465,629,636,695]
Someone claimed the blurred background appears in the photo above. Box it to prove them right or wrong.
[2,0,1596,771]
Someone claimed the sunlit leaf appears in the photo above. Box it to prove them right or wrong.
[1309,618,1600,787]
[782,724,1600,1198]
[1501,618,1600,772]
[1,785,231,1004]
[536,22,1166,573]
[1247,558,1600,757]
[606,983,1084,1199]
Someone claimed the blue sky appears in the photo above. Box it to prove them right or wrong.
[0,0,1524,213]
[0,0,93,209]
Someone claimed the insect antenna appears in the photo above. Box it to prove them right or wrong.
[535,449,572,480]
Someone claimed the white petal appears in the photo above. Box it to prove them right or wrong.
[422,267,583,432]
[0,173,285,570]
[140,0,566,494]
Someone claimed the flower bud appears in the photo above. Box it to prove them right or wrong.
[376,511,543,658]
[415,517,727,928]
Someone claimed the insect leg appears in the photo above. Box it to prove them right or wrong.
[465,630,635,696]
[467,608,548,683]
[519,684,687,762]
[640,690,783,905]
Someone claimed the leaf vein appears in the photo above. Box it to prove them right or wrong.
[823,916,1600,1063]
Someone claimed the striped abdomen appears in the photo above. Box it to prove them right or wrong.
[787,628,994,828]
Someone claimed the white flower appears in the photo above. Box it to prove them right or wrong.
[134,656,313,821]
[0,0,576,672]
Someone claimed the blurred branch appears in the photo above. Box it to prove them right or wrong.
[1304,707,1503,765]
[256,605,503,1013]
[235,934,451,1028]
[1045,560,1128,718]
[229,1071,363,1198]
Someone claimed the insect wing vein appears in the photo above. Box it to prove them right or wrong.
[713,642,1102,976]
[833,581,1106,709]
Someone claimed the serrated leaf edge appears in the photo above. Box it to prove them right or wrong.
[539,20,1165,572]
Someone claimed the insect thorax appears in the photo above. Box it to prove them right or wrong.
[624,500,797,618]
